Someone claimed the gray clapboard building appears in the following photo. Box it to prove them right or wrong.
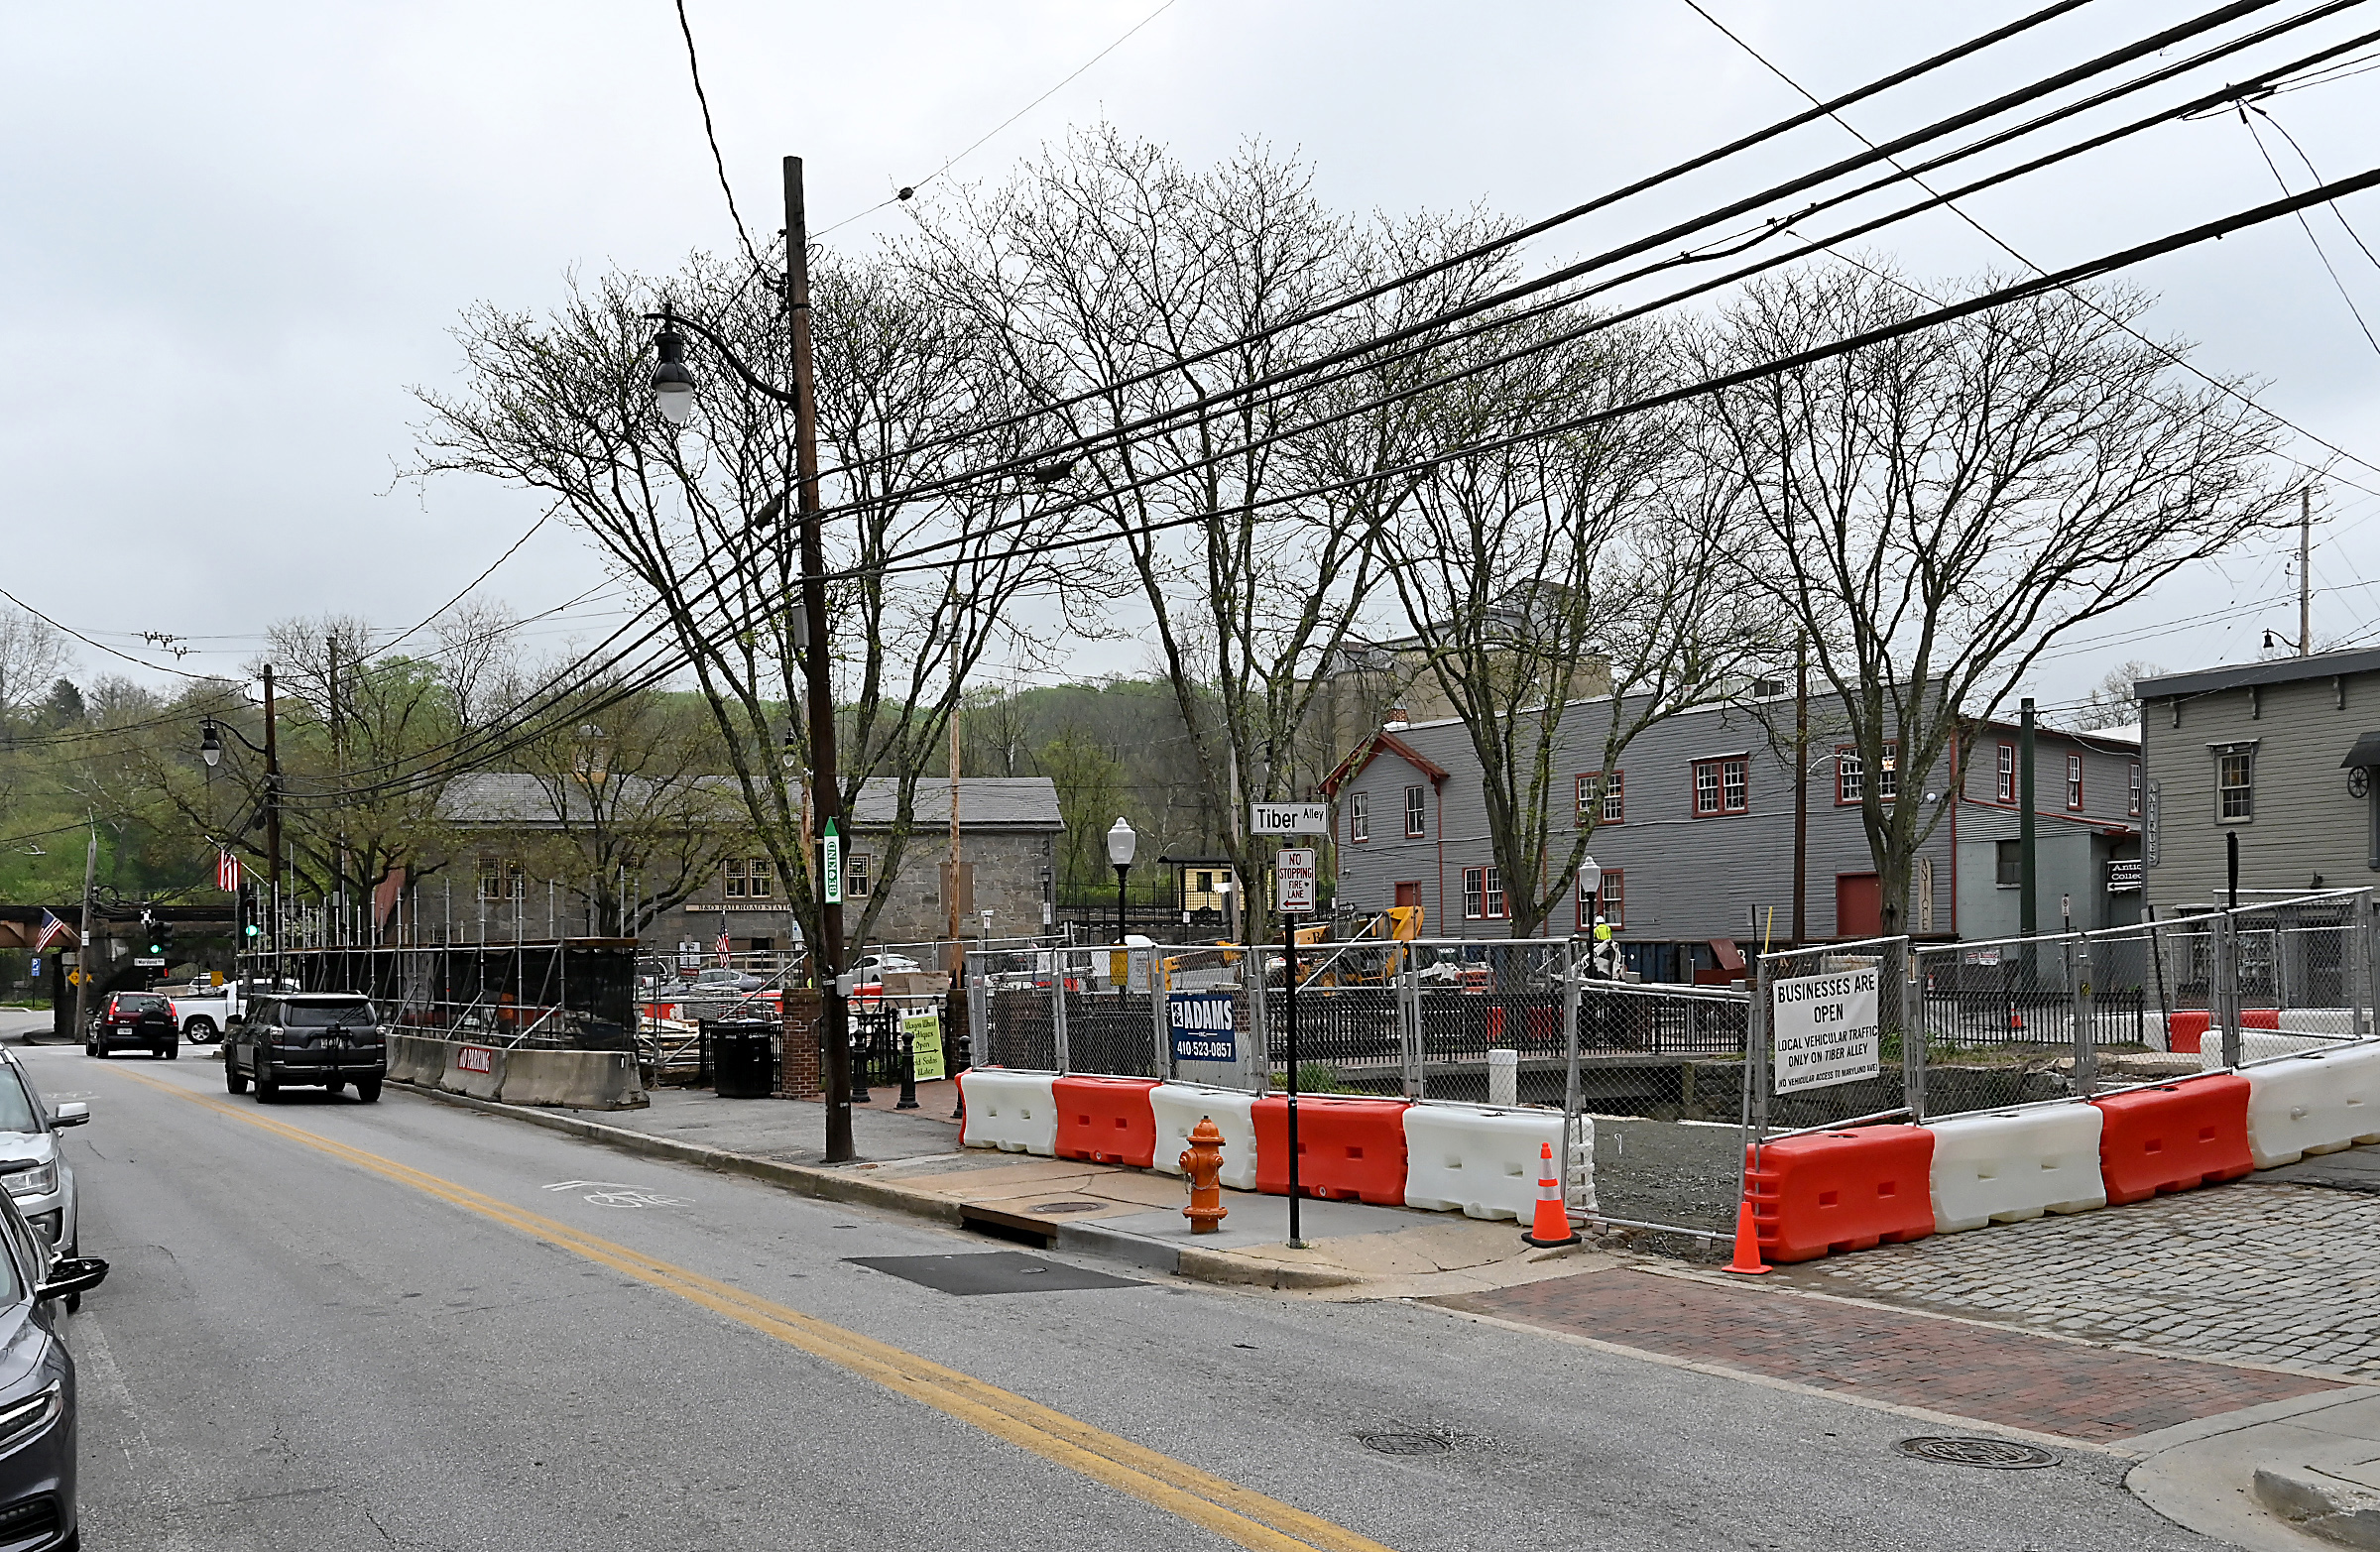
[2137,648,2380,910]
[1326,688,2144,979]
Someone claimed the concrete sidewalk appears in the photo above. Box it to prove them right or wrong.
[412,1078,1609,1299]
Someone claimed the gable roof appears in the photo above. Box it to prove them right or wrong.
[439,773,1064,832]
[1320,730,1452,796]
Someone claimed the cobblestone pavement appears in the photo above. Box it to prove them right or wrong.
[1773,1176,2380,1379]
[1439,1265,2340,1441]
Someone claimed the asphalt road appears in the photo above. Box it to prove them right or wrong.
[13,1028,2225,1551]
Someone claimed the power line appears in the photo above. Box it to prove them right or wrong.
[2240,104,2380,354]
[673,0,764,275]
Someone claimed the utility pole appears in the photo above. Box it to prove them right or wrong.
[947,699,963,964]
[69,822,97,1041]
[328,634,347,946]
[1791,638,1809,946]
[783,156,856,1164]
[2301,486,2315,657]
[2019,695,2038,938]
[265,664,285,984]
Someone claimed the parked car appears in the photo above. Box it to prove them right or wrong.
[0,1184,107,1549]
[0,1058,86,1264]
[853,953,923,980]
[654,967,769,1001]
[224,993,388,1103]
[86,993,178,1060]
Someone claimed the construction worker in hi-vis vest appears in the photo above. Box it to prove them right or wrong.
[1588,916,1621,980]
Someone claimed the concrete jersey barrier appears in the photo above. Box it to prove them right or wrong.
[400,1037,647,1110]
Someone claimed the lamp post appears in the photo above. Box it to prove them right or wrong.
[647,156,858,1162]
[1106,817,1136,949]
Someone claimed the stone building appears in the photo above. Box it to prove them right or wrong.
[437,773,1063,955]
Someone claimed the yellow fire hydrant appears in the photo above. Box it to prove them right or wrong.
[1181,1116,1228,1234]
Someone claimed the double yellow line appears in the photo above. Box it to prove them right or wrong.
[113,1068,1397,1552]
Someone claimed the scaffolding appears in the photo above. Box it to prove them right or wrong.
[249,938,640,1050]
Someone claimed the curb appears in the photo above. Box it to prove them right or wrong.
[390,1080,1360,1288]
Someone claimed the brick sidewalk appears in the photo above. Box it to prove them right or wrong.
[1767,1177,2380,1380]
[1439,1266,2343,1443]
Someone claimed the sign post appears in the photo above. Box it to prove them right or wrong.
[1277,845,1317,1248]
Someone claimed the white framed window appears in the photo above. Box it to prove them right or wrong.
[2066,754,2083,811]
[2127,761,2142,817]
[1838,748,1862,805]
[2218,749,2254,821]
[722,858,746,897]
[1483,866,1504,919]
[747,857,774,897]
[1350,793,1369,844]
[1996,743,2016,803]
[1404,785,1427,838]
[1577,868,1624,929]
[1577,771,1623,825]
[1462,868,1485,919]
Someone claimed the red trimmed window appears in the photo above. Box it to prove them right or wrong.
[1692,758,1748,816]
[1404,785,1426,838]
[1577,868,1624,930]
[1576,771,1623,825]
[1462,866,1505,919]
[1349,793,1368,843]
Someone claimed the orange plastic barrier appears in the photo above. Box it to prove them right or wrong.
[1053,1075,1161,1168]
[2090,1074,2253,1204]
[1253,1094,1411,1205]
[1743,1127,1935,1264]
[2167,1011,2209,1053]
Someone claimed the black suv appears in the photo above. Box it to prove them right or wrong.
[87,992,177,1060]
[224,994,387,1103]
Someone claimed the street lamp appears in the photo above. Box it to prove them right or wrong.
[199,721,222,768]
[1106,816,1137,947]
[644,156,860,1163]
[198,675,285,983]
[1578,854,1602,933]
[651,322,695,425]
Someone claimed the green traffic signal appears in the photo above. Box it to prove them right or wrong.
[244,923,261,938]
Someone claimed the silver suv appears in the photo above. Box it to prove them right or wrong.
[0,1056,87,1261]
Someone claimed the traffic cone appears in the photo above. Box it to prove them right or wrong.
[1723,1194,1770,1275]
[2008,1011,2025,1031]
[1521,1140,1581,1249]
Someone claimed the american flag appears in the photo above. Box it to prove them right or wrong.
[33,911,67,952]
[715,931,732,967]
[216,850,242,892]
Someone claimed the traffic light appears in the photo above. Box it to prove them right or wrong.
[149,919,174,957]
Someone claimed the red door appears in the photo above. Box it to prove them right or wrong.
[1394,883,1421,908]
[1836,874,1882,939]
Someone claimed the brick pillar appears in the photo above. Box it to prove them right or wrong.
[779,989,824,1099]
[944,986,971,1074]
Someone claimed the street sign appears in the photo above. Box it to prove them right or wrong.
[456,1045,496,1075]
[134,956,167,968]
[2108,858,2143,893]
[1250,801,1329,836]
[1276,848,1318,915]
[903,1010,946,1081]
[1771,965,1880,1095]
[821,820,843,905]
[1168,992,1237,1064]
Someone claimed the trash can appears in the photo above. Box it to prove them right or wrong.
[707,1017,777,1099]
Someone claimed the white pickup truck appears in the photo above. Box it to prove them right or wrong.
[163,978,298,1044]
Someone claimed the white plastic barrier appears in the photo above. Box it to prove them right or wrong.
[2244,1045,2380,1168]
[2199,1030,2350,1069]
[1149,1083,1259,1192]
[2278,1009,2364,1036]
[1926,1105,2106,1233]
[958,1068,1058,1155]
[1400,1103,1595,1222]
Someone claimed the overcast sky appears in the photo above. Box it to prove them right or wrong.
[5,0,2375,721]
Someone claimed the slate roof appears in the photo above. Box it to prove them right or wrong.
[439,773,1063,832]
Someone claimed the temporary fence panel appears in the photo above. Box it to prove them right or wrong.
[1753,937,1914,1135]
[1262,938,1407,1095]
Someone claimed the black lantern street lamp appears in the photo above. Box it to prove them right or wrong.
[1106,816,1136,947]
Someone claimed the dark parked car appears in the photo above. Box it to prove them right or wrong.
[85,994,177,1061]
[0,1186,106,1550]
[224,994,387,1104]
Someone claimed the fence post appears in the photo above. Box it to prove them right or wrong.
[1748,950,1772,1142]
[2215,912,2241,1070]
[1901,939,1926,1122]
[967,951,989,1068]
[2364,891,2380,1040]
[1150,951,1171,1081]
[2072,935,2097,1099]
[1561,938,1582,1209]
[1051,949,1071,1075]
[1241,942,1268,1095]
[1396,948,1421,1100]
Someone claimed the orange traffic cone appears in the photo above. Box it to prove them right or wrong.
[1724,1194,1770,1275]
[2008,1011,2026,1031]
[1522,1140,1581,1248]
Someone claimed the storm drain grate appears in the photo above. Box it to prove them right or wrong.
[1356,1432,1451,1457]
[1029,1201,1111,1214]
[1896,1436,2059,1470]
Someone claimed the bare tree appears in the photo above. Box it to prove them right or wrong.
[0,608,71,730]
[2070,658,2161,731]
[414,249,1079,951]
[1690,265,2296,936]
[905,131,1492,936]
[1374,310,1776,936]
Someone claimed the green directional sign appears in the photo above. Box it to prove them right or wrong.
[821,818,843,905]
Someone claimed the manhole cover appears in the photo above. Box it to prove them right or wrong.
[1356,1432,1450,1457]
[1896,1436,2058,1470]
[1029,1200,1109,1214]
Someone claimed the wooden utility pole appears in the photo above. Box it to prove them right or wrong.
[947,705,963,962]
[2301,486,2315,657]
[69,822,96,1040]
[1792,638,1809,946]
[783,155,856,1163]
[264,664,284,982]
